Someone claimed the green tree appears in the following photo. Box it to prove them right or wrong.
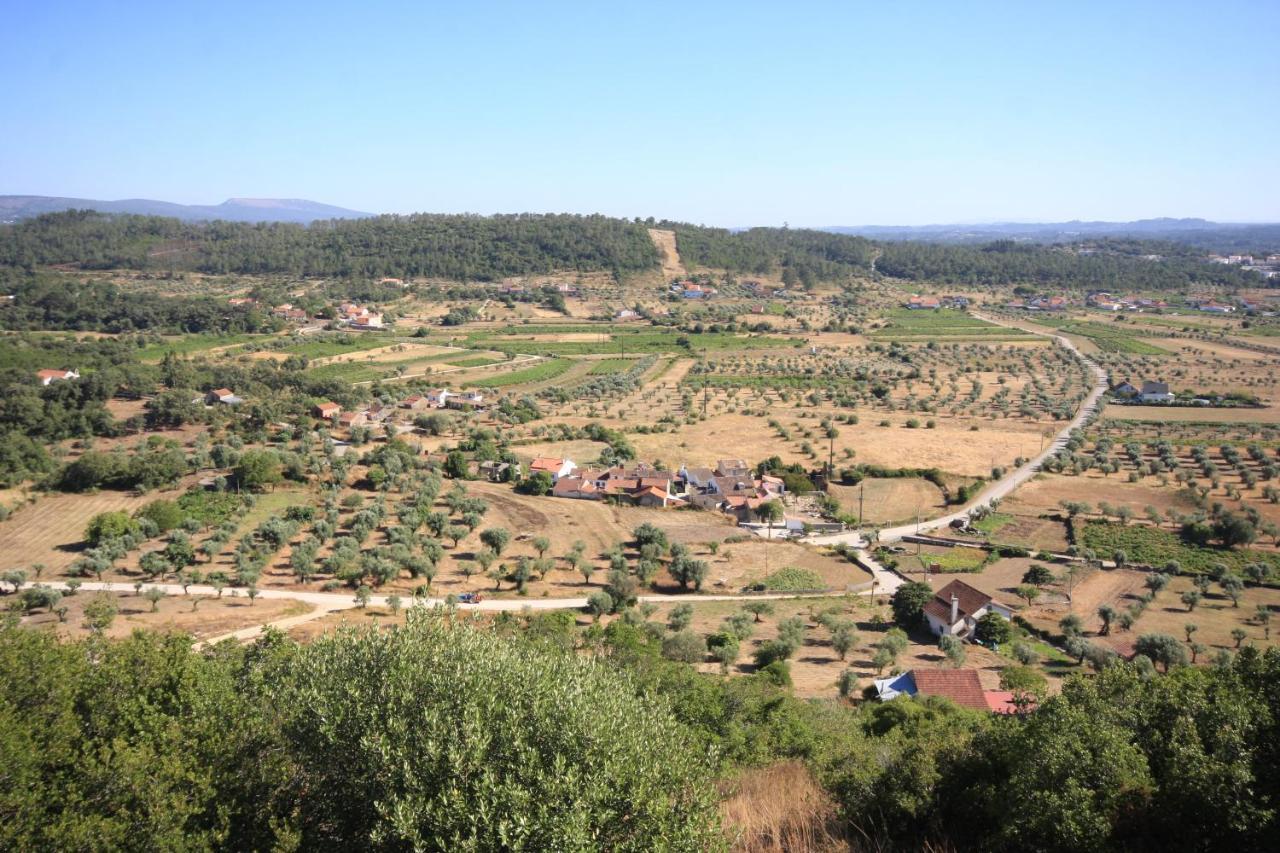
[82,594,118,633]
[1134,632,1189,671]
[1021,563,1054,587]
[479,527,510,556]
[234,450,283,492]
[890,581,933,627]
[84,511,139,546]
[661,630,707,663]
[144,586,166,612]
[938,634,966,667]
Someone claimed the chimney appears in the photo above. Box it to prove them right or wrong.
[950,594,959,626]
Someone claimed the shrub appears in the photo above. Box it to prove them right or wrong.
[661,630,708,663]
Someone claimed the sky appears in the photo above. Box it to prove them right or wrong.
[2,1,1278,226]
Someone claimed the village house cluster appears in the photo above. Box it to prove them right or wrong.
[1209,253,1280,279]
[1006,294,1068,311]
[669,280,718,299]
[539,457,793,520]
[310,387,487,428]
[1088,290,1277,315]
[904,294,970,310]
[225,296,387,328]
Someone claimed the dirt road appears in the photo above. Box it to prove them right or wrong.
[647,228,686,280]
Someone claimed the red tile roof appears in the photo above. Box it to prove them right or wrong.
[911,669,988,711]
[530,458,567,473]
[983,690,1032,715]
[923,579,994,625]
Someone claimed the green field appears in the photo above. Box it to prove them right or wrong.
[1079,521,1280,575]
[274,336,397,359]
[475,331,799,356]
[870,309,1031,341]
[465,358,574,388]
[1039,319,1172,354]
[587,357,644,375]
[137,333,266,361]
[914,548,990,573]
[444,355,504,368]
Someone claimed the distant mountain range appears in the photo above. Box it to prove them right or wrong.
[0,195,373,224]
[819,218,1280,246]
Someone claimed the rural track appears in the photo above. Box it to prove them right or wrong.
[19,582,860,645]
[808,313,1109,548]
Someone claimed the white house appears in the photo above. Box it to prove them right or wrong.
[1140,381,1174,403]
[529,457,576,483]
[923,580,1012,638]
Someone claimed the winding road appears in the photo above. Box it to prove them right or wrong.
[809,313,1109,547]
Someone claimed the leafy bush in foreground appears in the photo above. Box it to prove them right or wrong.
[0,614,721,851]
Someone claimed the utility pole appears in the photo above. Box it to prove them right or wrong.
[859,481,865,526]
[701,348,708,417]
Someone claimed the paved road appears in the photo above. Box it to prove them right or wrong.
[810,315,1108,547]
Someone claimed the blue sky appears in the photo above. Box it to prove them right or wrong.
[2,1,1277,225]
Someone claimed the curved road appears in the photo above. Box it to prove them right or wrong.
[809,314,1108,547]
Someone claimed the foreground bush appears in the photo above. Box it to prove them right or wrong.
[0,613,720,851]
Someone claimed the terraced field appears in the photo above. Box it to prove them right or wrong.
[869,309,1033,341]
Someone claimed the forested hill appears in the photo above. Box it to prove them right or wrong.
[0,210,660,281]
[0,210,1267,290]
[667,224,1266,290]
[873,239,1265,289]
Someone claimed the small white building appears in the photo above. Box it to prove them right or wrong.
[36,368,79,385]
[529,457,577,483]
[1140,381,1174,403]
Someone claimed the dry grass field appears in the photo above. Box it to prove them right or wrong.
[828,478,946,525]
[0,488,185,573]
[16,590,312,642]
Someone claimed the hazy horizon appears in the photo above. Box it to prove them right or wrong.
[3,1,1278,226]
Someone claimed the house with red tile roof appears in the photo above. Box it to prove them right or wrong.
[906,294,941,310]
[529,457,576,482]
[552,477,600,500]
[312,401,342,419]
[923,579,1012,638]
[875,669,1022,713]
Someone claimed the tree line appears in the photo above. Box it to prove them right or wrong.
[0,210,660,281]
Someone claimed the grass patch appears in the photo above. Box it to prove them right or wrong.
[757,567,827,591]
[913,549,990,573]
[176,489,246,527]
[1079,521,1280,575]
[444,355,503,368]
[137,333,264,361]
[971,512,1015,534]
[870,309,1031,341]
